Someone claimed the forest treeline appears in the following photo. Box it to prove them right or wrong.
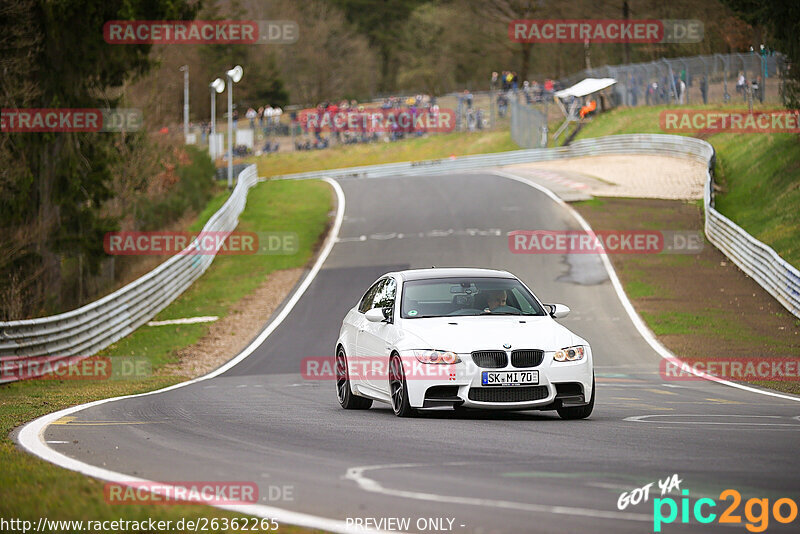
[0,0,795,319]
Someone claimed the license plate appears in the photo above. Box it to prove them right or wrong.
[481,370,539,386]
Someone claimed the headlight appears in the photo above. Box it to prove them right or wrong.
[554,345,585,362]
[413,350,461,364]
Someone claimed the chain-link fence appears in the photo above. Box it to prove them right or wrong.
[559,52,785,107]
[507,52,789,149]
[510,99,548,148]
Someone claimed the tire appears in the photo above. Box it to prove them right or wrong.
[335,348,372,410]
[389,354,416,417]
[557,375,595,420]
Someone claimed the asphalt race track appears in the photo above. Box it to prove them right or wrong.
[38,172,800,533]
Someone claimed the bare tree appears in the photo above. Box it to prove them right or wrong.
[468,0,540,82]
[274,0,377,104]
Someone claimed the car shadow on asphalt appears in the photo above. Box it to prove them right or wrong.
[368,405,601,421]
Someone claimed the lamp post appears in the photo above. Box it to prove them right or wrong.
[179,65,189,141]
[225,65,243,189]
[209,78,225,158]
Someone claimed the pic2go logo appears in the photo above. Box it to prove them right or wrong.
[653,489,799,532]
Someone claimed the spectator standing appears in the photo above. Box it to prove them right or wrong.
[543,79,554,99]
[700,76,708,104]
[646,82,657,105]
[628,74,639,106]
[246,107,257,130]
[751,77,760,103]
[459,90,473,111]
[736,71,746,100]
[756,76,763,103]
[264,106,274,128]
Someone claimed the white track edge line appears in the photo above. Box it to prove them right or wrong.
[17,177,398,534]
[493,169,800,403]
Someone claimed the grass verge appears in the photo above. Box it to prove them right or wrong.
[1,178,332,533]
[250,130,517,178]
[573,197,800,395]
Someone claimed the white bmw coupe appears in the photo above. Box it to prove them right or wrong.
[335,268,594,418]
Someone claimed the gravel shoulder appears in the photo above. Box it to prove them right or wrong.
[161,267,306,378]
[509,154,707,199]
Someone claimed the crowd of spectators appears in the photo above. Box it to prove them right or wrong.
[492,71,561,117]
[455,90,488,131]
[295,94,444,150]
[197,103,285,155]
[625,69,763,107]
[633,72,690,106]
[244,105,284,130]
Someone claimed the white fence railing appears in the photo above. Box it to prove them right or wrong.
[0,165,259,382]
[276,134,799,319]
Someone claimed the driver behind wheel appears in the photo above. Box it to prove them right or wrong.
[485,290,507,311]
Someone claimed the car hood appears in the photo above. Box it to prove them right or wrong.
[398,316,584,353]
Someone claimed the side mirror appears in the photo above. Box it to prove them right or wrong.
[546,303,570,319]
[365,308,387,323]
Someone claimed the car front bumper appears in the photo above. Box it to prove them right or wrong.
[402,350,593,410]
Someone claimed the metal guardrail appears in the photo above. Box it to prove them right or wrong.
[276,134,799,319]
[0,165,260,382]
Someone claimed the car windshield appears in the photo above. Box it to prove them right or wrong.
[401,277,547,318]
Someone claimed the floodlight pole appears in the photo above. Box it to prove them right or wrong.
[180,65,189,141]
[225,66,243,190]
[227,81,233,189]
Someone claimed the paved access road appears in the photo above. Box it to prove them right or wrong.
[42,172,800,533]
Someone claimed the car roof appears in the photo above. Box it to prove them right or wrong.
[392,268,516,281]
